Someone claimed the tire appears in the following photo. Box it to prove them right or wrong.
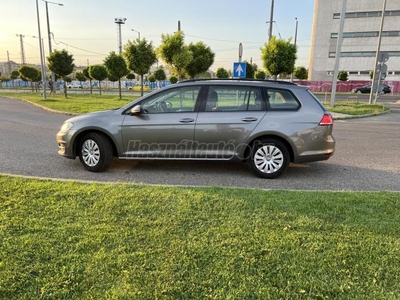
[247,138,290,179]
[78,132,113,172]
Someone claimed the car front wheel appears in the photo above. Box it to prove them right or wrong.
[79,132,113,172]
[248,138,290,179]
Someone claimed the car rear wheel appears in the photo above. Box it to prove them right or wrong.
[79,132,113,172]
[247,138,290,179]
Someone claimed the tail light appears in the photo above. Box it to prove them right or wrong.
[319,113,333,126]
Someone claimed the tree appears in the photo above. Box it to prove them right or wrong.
[18,65,41,92]
[216,67,229,79]
[104,51,129,99]
[170,76,178,84]
[255,70,266,79]
[157,31,192,81]
[82,67,94,94]
[338,70,348,81]
[89,65,108,95]
[126,73,135,80]
[147,74,156,89]
[10,70,19,87]
[184,41,214,79]
[293,66,308,80]
[124,38,157,96]
[75,71,86,82]
[261,36,297,80]
[245,62,257,79]
[47,49,74,98]
[153,67,166,88]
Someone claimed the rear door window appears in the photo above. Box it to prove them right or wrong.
[266,88,300,110]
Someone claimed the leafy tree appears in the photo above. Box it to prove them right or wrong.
[184,41,214,78]
[338,70,348,81]
[47,49,74,98]
[124,38,157,96]
[126,73,135,80]
[89,65,108,95]
[157,31,192,81]
[18,65,41,92]
[261,36,297,80]
[83,67,94,94]
[245,62,257,79]
[104,51,130,99]
[9,70,20,87]
[148,74,156,89]
[216,67,230,78]
[153,67,166,88]
[293,66,308,80]
[64,76,72,83]
[169,76,178,84]
[75,71,86,82]
[255,70,266,79]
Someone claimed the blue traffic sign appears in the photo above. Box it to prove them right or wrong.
[233,62,246,78]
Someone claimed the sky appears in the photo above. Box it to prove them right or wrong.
[0,0,315,72]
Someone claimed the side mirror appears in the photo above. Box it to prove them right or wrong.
[130,105,141,115]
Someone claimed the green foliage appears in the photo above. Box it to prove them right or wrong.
[10,70,19,80]
[126,73,135,80]
[255,70,266,79]
[47,49,74,98]
[104,52,129,80]
[157,31,192,80]
[47,49,74,78]
[261,36,297,80]
[153,68,166,81]
[169,76,178,84]
[338,70,349,81]
[104,52,129,98]
[0,175,399,299]
[18,65,40,82]
[64,76,72,83]
[75,71,86,82]
[89,65,108,95]
[82,67,92,80]
[185,41,215,78]
[293,66,308,80]
[123,38,157,96]
[0,76,11,82]
[245,62,257,79]
[215,67,230,78]
[147,74,156,83]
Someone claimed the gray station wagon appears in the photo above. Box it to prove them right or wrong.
[56,79,335,178]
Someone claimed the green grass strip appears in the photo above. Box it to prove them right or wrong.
[0,175,399,299]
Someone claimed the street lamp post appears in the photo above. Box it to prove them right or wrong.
[131,29,140,42]
[43,0,63,93]
[291,18,299,82]
[35,0,46,100]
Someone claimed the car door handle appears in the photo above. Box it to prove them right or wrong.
[179,118,195,123]
[241,117,258,122]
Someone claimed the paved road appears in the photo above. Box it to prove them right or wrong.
[1,97,399,191]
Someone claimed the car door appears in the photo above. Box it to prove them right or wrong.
[121,86,201,159]
[194,85,266,159]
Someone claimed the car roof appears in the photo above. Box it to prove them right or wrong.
[177,78,308,91]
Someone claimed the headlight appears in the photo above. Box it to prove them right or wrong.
[60,122,74,132]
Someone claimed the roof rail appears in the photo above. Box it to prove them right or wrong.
[178,78,297,85]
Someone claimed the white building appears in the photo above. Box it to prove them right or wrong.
[309,0,400,81]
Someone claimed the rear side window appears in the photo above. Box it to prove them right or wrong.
[204,86,264,112]
[266,89,300,110]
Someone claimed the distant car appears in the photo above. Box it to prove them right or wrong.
[56,79,335,179]
[353,84,391,94]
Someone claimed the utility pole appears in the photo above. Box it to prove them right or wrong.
[330,0,347,108]
[35,0,47,100]
[369,0,387,104]
[290,18,299,82]
[178,20,181,31]
[16,34,26,65]
[7,51,12,75]
[268,0,274,41]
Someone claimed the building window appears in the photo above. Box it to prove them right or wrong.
[331,31,400,38]
[333,10,400,19]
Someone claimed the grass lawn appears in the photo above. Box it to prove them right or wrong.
[0,92,138,114]
[1,175,399,299]
[0,91,389,115]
